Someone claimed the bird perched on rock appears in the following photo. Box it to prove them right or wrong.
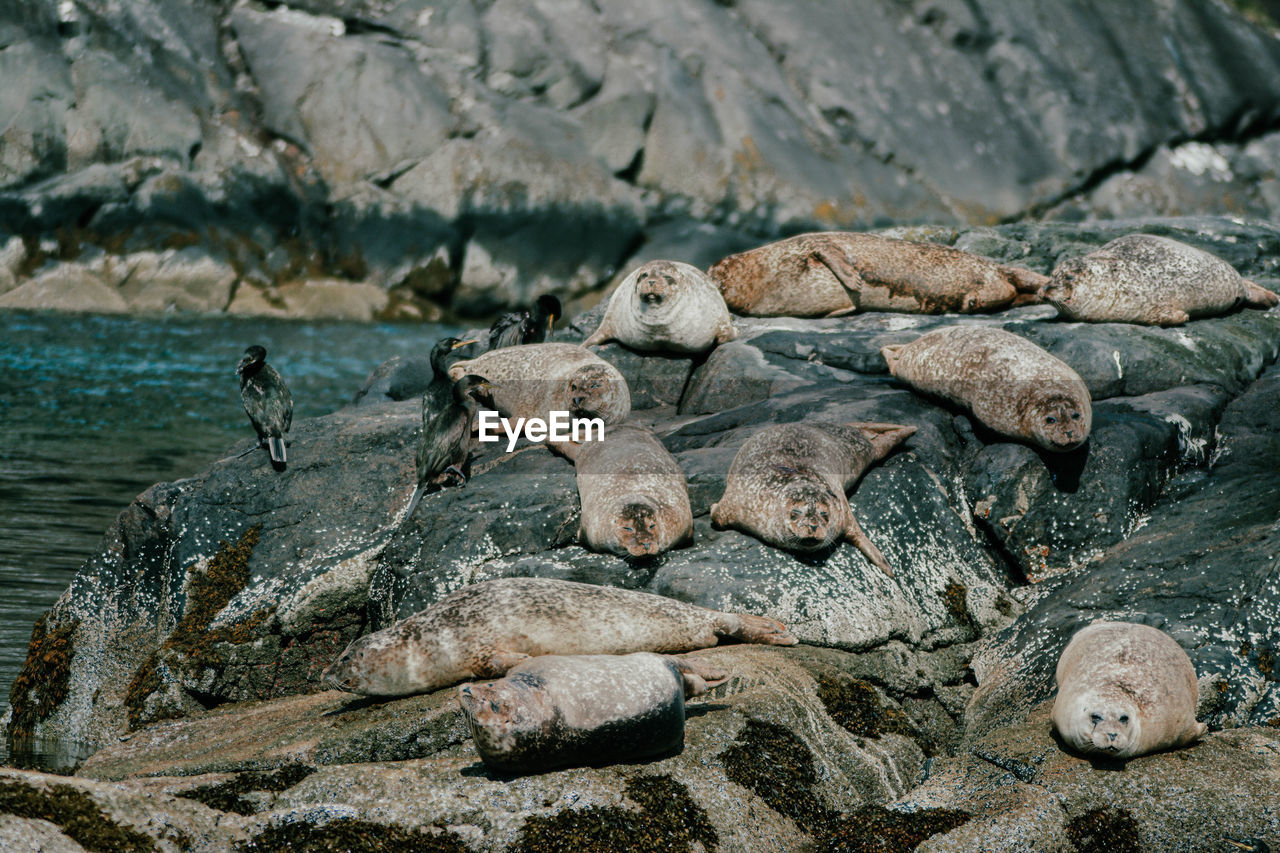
[421,336,478,414]
[487,294,561,350]
[406,373,492,520]
[236,345,293,471]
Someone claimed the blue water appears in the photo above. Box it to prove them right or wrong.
[0,309,456,753]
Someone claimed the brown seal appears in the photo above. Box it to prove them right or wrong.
[459,652,727,774]
[1052,621,1207,759]
[1044,234,1280,326]
[708,232,1047,318]
[881,326,1091,453]
[448,342,630,427]
[710,422,917,576]
[322,577,796,697]
[582,259,737,353]
[556,423,694,558]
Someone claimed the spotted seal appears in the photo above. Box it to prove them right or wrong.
[1043,234,1280,326]
[881,326,1091,452]
[556,423,693,558]
[583,260,737,353]
[322,577,796,697]
[459,652,726,773]
[1052,621,1207,759]
[448,342,630,427]
[710,422,917,576]
[708,232,1047,318]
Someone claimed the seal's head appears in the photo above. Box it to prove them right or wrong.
[1024,393,1091,452]
[1059,690,1142,758]
[568,364,624,420]
[633,261,681,310]
[458,674,555,763]
[322,631,419,697]
[613,500,661,558]
[780,480,843,551]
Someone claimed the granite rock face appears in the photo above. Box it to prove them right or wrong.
[4,219,1280,851]
[4,2,1280,317]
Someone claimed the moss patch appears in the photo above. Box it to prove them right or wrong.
[179,762,315,815]
[510,775,718,853]
[1258,649,1275,680]
[817,675,917,742]
[0,779,153,853]
[123,524,263,728]
[942,579,974,628]
[6,614,80,739]
[237,818,467,853]
[1067,807,1142,853]
[816,807,971,853]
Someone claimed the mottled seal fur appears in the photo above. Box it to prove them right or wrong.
[710,422,917,576]
[459,652,726,773]
[557,424,694,558]
[1052,621,1207,759]
[1044,234,1280,326]
[322,577,796,697]
[881,326,1091,453]
[583,259,737,353]
[708,232,1047,318]
[448,342,630,427]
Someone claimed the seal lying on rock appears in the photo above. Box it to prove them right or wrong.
[459,652,726,774]
[881,326,1091,453]
[1052,621,1207,759]
[582,260,737,353]
[1043,234,1280,326]
[556,424,694,559]
[708,232,1047,318]
[323,577,796,696]
[710,422,917,576]
[448,343,630,428]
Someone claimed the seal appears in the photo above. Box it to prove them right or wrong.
[1052,621,1207,759]
[458,652,727,774]
[555,423,694,559]
[448,342,631,427]
[881,326,1091,453]
[1044,234,1280,326]
[710,422,917,576]
[708,232,1047,318]
[582,260,738,353]
[322,577,796,697]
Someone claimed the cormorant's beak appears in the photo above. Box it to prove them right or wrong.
[452,339,478,350]
[547,315,557,335]
[235,359,249,376]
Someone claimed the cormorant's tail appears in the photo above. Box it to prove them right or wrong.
[268,437,287,466]
[404,483,425,522]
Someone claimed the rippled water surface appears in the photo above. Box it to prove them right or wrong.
[0,310,453,750]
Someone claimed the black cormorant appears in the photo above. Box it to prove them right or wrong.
[405,373,492,519]
[487,294,561,350]
[236,345,294,471]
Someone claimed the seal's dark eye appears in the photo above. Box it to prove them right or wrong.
[790,509,802,518]
[1089,713,1102,725]
[1045,416,1057,424]
[1118,715,1129,724]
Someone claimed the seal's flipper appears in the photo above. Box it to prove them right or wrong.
[473,650,532,678]
[1011,291,1044,307]
[713,318,739,344]
[667,655,729,697]
[1244,279,1280,308]
[880,344,905,374]
[999,264,1050,295]
[848,423,918,461]
[548,439,582,462]
[844,515,894,577]
[714,612,798,646]
[709,500,730,528]
[1153,306,1191,326]
[582,321,614,348]
[812,247,863,311]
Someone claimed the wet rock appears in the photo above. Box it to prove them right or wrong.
[0,264,127,313]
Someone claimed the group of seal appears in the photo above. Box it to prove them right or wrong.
[318,227,1264,772]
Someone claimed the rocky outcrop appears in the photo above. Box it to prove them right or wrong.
[3,1,1280,318]
[3,218,1279,851]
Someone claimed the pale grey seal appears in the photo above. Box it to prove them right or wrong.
[583,259,737,353]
